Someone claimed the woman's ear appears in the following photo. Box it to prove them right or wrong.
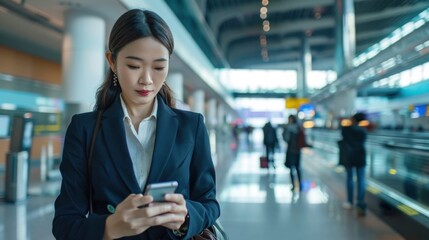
[105,51,116,72]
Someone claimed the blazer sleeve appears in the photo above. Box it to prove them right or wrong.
[52,115,108,240]
[176,114,220,239]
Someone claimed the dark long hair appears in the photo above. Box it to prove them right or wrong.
[288,115,297,124]
[94,9,175,111]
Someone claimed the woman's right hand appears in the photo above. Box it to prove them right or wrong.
[103,193,174,240]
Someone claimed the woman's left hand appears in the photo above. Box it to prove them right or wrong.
[154,193,188,230]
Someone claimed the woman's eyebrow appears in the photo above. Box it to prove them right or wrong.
[125,56,168,62]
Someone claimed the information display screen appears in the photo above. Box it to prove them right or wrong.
[0,115,11,138]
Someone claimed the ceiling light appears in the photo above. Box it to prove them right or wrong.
[261,49,268,57]
[260,7,267,14]
[314,12,321,19]
[262,0,269,6]
[263,25,270,32]
[263,20,270,26]
[260,13,267,19]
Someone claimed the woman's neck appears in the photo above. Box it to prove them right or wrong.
[124,99,154,131]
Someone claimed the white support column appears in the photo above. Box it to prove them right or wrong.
[217,103,225,127]
[297,35,311,98]
[191,89,205,117]
[62,10,105,113]
[166,73,184,102]
[335,0,356,75]
[207,99,217,128]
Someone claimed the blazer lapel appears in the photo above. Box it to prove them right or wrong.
[102,97,141,193]
[146,95,178,184]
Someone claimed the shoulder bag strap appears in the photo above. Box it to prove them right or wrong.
[213,220,229,240]
[87,111,103,215]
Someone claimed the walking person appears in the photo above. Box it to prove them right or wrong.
[262,121,278,169]
[282,115,304,191]
[53,9,219,239]
[341,112,367,216]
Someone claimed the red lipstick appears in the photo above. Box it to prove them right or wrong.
[136,90,151,96]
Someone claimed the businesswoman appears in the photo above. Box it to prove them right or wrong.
[53,9,220,239]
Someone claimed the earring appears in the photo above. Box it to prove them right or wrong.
[113,72,118,87]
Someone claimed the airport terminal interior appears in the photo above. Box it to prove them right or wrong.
[1,0,429,239]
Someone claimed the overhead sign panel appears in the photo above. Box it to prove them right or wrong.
[285,98,309,109]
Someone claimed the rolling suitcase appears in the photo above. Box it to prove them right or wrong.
[260,156,268,168]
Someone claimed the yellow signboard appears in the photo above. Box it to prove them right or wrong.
[285,98,309,109]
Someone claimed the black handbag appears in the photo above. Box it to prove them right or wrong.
[87,111,228,240]
[192,221,228,240]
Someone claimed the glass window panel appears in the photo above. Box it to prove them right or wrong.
[234,98,285,111]
[401,22,415,36]
[389,74,400,87]
[219,69,297,93]
[390,29,402,44]
[414,19,425,29]
[308,71,327,90]
[419,9,429,21]
[353,58,361,67]
[359,54,367,63]
[379,38,391,50]
[326,71,337,83]
[367,44,380,59]
[423,62,429,80]
[400,70,411,87]
[353,8,429,67]
[410,66,422,84]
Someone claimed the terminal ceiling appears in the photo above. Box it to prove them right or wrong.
[0,0,429,102]
[165,0,429,71]
[1,0,428,73]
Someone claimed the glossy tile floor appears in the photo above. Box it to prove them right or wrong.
[218,142,404,240]
[0,137,405,240]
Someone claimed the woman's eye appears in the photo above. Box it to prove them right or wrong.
[154,67,165,71]
[127,65,140,69]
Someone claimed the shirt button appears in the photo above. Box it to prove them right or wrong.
[107,204,116,214]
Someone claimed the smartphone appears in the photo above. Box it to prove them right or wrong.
[144,181,178,202]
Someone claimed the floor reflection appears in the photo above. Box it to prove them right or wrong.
[0,196,55,240]
[220,150,330,205]
[1,202,27,240]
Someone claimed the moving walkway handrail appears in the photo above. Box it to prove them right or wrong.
[311,128,429,154]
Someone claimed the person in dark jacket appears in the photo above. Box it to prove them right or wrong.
[341,112,367,216]
[262,121,278,169]
[282,115,303,191]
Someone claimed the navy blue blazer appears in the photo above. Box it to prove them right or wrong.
[53,95,220,239]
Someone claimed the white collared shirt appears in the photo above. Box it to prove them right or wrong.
[120,95,157,190]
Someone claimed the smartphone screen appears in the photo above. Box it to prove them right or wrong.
[144,181,178,202]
